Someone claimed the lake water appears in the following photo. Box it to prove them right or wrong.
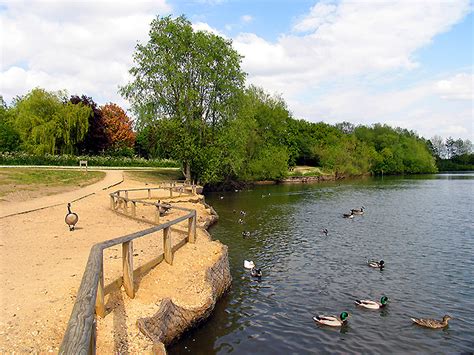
[169,173,474,354]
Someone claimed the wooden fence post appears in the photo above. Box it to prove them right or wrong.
[95,259,106,318]
[148,189,151,199]
[131,202,136,217]
[169,188,173,198]
[89,317,96,355]
[125,191,128,199]
[122,241,134,298]
[188,212,196,243]
[110,195,114,210]
[163,227,173,264]
[155,206,160,224]
[124,200,128,214]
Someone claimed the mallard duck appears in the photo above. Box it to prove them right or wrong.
[313,312,349,327]
[411,315,452,329]
[244,260,255,269]
[355,296,389,309]
[351,206,365,215]
[250,267,262,278]
[343,211,354,219]
[65,203,78,231]
[368,259,385,269]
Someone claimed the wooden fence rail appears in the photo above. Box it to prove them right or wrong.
[60,185,197,354]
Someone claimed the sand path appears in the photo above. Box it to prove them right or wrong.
[0,169,124,218]
[0,172,220,353]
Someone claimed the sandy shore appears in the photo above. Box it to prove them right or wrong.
[0,172,225,353]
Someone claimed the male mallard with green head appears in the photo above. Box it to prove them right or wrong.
[355,296,389,309]
[313,312,349,327]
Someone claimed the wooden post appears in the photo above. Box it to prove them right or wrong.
[155,206,160,224]
[95,261,106,318]
[163,226,173,265]
[122,241,134,298]
[147,189,151,199]
[110,196,114,210]
[89,317,96,355]
[124,200,128,214]
[169,188,173,198]
[125,191,129,199]
[188,212,196,243]
[131,202,136,217]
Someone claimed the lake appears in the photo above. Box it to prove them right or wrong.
[169,173,474,354]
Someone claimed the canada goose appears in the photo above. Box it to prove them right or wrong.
[157,200,171,215]
[368,259,385,269]
[238,218,245,224]
[250,267,262,278]
[321,228,329,236]
[343,211,354,218]
[65,203,78,231]
[351,206,365,215]
[313,312,349,327]
[411,315,452,329]
[242,231,251,238]
[355,296,389,309]
[240,210,246,216]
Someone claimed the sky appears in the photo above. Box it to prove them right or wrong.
[0,0,473,140]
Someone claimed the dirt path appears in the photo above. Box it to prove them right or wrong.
[0,169,124,218]
[0,173,222,353]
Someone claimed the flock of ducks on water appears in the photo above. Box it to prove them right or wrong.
[235,203,452,330]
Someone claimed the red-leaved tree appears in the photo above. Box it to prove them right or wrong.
[100,103,135,149]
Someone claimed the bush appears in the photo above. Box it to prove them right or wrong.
[0,152,179,168]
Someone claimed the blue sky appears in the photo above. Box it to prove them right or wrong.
[1,0,472,140]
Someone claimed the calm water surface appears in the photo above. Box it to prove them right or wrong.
[169,174,474,354]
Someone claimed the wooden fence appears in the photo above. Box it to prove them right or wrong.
[59,184,198,354]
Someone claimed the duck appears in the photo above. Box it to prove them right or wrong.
[240,210,246,216]
[244,260,255,269]
[238,218,245,224]
[313,312,349,327]
[411,315,452,329]
[65,203,79,231]
[351,206,365,215]
[321,228,328,236]
[368,259,385,269]
[242,231,251,238]
[355,296,389,309]
[343,211,354,219]
[250,267,262,278]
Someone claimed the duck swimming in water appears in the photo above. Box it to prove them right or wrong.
[321,228,328,236]
[411,315,452,329]
[244,260,255,269]
[313,312,349,327]
[368,259,385,269]
[343,211,354,219]
[250,267,262,278]
[351,206,365,215]
[242,231,251,238]
[355,296,389,309]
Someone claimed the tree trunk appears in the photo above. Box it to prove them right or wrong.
[184,162,191,182]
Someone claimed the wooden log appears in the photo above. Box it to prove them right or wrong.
[122,241,134,298]
[131,202,136,217]
[163,227,173,265]
[188,212,196,243]
[95,261,106,318]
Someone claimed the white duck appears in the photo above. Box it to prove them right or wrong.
[244,260,255,269]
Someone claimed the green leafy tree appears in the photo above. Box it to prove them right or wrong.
[121,15,246,181]
[0,96,21,152]
[14,88,90,154]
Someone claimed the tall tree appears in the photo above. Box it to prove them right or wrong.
[121,15,246,180]
[70,95,108,154]
[100,103,135,150]
[14,88,90,154]
[0,96,21,152]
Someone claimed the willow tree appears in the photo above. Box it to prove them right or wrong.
[14,88,90,154]
[121,15,246,181]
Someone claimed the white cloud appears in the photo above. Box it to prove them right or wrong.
[0,0,172,106]
[241,15,253,23]
[192,22,226,36]
[435,73,474,100]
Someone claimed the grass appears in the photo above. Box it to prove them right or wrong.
[0,168,105,198]
[124,169,184,184]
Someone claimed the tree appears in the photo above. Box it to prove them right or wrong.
[0,96,21,152]
[121,15,246,181]
[100,103,135,153]
[70,95,108,154]
[14,88,90,154]
[429,135,446,159]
